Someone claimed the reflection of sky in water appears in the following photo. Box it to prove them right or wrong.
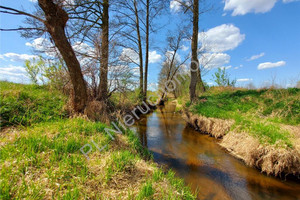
[134,104,300,200]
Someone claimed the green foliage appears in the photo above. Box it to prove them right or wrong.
[191,88,300,147]
[24,57,66,90]
[24,58,42,84]
[0,81,67,128]
[212,68,236,87]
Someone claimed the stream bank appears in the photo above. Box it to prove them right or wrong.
[183,111,300,177]
[135,101,300,200]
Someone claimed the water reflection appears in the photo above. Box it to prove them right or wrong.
[135,102,300,200]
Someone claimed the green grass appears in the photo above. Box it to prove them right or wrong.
[190,88,300,147]
[0,81,67,128]
[0,82,196,199]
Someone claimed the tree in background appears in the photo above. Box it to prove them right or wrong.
[172,0,210,102]
[115,0,166,100]
[99,0,110,101]
[24,58,41,85]
[212,68,236,87]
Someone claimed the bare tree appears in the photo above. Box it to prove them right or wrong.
[114,0,166,99]
[173,0,211,102]
[158,29,190,101]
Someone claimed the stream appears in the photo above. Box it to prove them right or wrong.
[134,102,300,200]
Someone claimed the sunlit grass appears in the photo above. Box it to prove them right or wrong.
[190,88,299,147]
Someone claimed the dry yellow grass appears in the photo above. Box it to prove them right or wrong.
[220,132,300,176]
[183,111,300,177]
[183,111,234,138]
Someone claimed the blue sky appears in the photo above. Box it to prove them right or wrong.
[0,0,300,88]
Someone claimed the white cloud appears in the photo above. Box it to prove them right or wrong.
[181,45,189,51]
[247,52,265,61]
[200,53,230,69]
[26,38,96,66]
[199,24,245,53]
[237,78,253,82]
[0,65,29,83]
[72,42,95,57]
[283,0,300,3]
[120,48,139,64]
[220,65,232,70]
[26,37,58,57]
[170,0,182,12]
[0,53,38,62]
[257,61,286,70]
[149,51,162,63]
[224,0,278,16]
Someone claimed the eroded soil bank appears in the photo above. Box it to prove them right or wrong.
[183,111,300,177]
[135,102,300,200]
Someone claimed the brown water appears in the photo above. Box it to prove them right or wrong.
[135,102,300,200]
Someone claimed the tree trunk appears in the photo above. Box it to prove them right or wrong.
[38,0,87,112]
[144,0,150,99]
[189,0,200,102]
[197,67,206,92]
[134,0,144,98]
[99,0,109,101]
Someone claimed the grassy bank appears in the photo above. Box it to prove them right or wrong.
[183,87,300,176]
[0,82,195,199]
[0,81,67,128]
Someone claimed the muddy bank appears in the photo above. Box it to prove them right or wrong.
[183,111,300,177]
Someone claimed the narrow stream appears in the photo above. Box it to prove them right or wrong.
[135,102,300,200]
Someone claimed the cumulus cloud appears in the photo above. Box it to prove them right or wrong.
[199,24,245,53]
[0,65,28,83]
[149,51,162,63]
[26,38,96,66]
[257,61,286,70]
[199,53,230,69]
[120,48,139,64]
[247,52,265,61]
[72,42,95,58]
[170,0,182,12]
[26,37,58,57]
[0,53,38,62]
[224,0,278,16]
[237,78,253,82]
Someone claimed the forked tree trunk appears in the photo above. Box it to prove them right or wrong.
[38,0,87,112]
[99,0,109,101]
